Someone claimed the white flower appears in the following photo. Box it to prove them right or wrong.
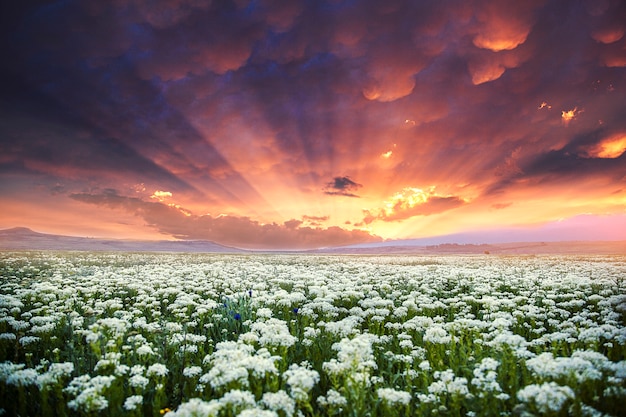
[323,334,378,376]
[526,352,603,383]
[318,389,348,409]
[6,368,39,386]
[256,308,273,319]
[183,366,203,378]
[471,357,507,399]
[423,326,451,344]
[123,395,143,411]
[136,344,155,356]
[377,387,412,405]
[283,362,320,401]
[37,362,74,387]
[129,374,149,389]
[18,336,40,346]
[147,363,169,378]
[66,375,115,413]
[323,316,362,337]
[517,382,575,413]
[238,408,278,417]
[220,389,256,408]
[168,398,222,417]
[262,390,295,417]
[250,318,296,348]
[428,369,469,398]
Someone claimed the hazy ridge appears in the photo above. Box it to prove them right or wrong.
[0,227,246,253]
[1,227,624,255]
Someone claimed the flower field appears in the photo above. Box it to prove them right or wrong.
[1,251,625,417]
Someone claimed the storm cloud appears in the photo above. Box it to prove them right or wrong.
[2,0,625,245]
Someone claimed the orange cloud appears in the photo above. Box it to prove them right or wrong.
[472,1,539,51]
[361,37,427,102]
[362,70,417,102]
[469,63,505,85]
[604,54,626,68]
[585,133,626,158]
[561,107,581,124]
[363,187,466,223]
[69,191,381,249]
[468,50,526,84]
[150,190,172,201]
[591,27,625,44]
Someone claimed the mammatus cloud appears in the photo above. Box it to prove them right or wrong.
[471,1,539,52]
[362,187,466,224]
[323,176,363,198]
[69,191,380,249]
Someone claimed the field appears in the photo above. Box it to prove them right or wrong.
[1,251,625,417]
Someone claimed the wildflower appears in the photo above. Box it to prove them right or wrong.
[137,344,155,356]
[66,375,115,413]
[318,389,348,409]
[423,326,451,344]
[18,336,40,346]
[250,318,296,348]
[167,398,221,417]
[262,390,295,417]
[377,387,412,406]
[129,363,145,377]
[37,362,74,387]
[130,374,149,389]
[183,366,203,378]
[517,382,575,413]
[471,358,507,399]
[6,368,39,386]
[283,362,320,402]
[124,395,143,411]
[220,389,256,408]
[238,409,278,417]
[256,308,273,319]
[147,363,169,378]
[428,369,470,398]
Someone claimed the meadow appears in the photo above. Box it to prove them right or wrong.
[0,251,625,417]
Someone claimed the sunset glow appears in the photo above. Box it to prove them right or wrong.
[1,0,625,249]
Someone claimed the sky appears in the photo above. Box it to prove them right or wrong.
[1,0,625,250]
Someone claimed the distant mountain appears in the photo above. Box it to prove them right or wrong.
[0,227,246,253]
[313,240,626,255]
[1,227,624,255]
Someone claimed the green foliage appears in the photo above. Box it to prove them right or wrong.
[0,252,625,416]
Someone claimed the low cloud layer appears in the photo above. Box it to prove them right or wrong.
[70,190,380,249]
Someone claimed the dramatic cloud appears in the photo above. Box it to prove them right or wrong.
[2,0,625,246]
[323,177,363,198]
[586,133,626,159]
[471,1,540,51]
[363,187,466,224]
[69,191,380,249]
